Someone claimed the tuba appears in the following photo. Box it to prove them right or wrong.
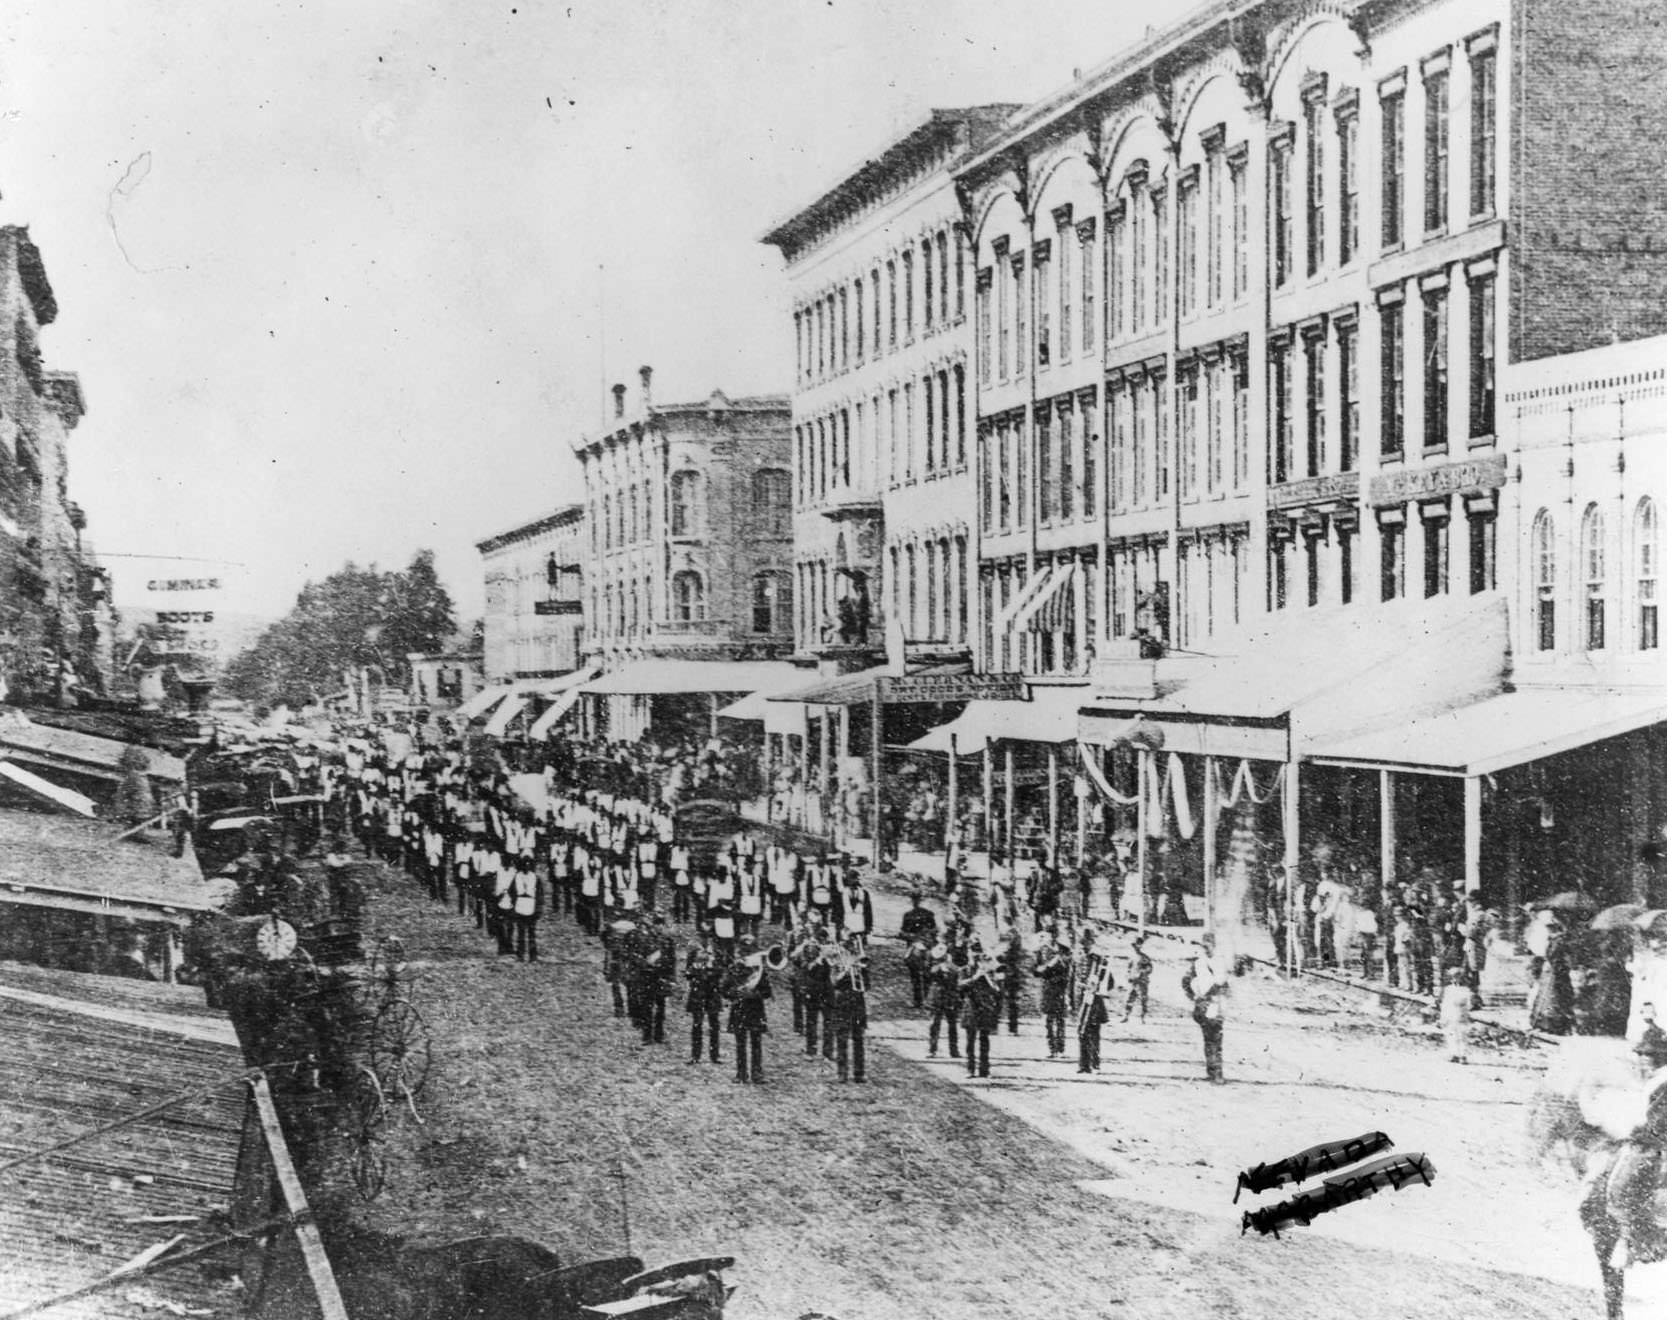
[1077,953,1114,1035]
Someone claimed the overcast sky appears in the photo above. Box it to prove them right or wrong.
[2,0,1172,623]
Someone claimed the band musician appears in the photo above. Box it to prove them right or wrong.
[684,922,725,1065]
[899,891,938,1009]
[959,941,1003,1079]
[829,932,870,1084]
[1033,933,1073,1058]
[721,933,775,1084]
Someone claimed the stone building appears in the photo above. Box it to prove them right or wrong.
[0,226,114,704]
[574,369,793,669]
[477,503,587,682]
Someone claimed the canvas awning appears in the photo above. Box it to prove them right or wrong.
[454,684,510,720]
[528,686,584,739]
[1017,562,1079,635]
[580,660,806,698]
[1079,593,1511,761]
[0,715,186,784]
[772,666,889,707]
[483,695,529,738]
[907,685,1086,755]
[1308,687,1667,777]
[0,760,96,817]
[715,690,777,723]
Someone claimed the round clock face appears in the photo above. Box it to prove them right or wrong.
[255,917,298,961]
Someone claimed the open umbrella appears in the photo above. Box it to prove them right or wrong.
[1591,903,1650,930]
[1534,891,1599,913]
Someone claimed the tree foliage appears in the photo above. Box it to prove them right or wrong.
[222,552,457,708]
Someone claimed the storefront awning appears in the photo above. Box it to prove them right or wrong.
[1308,686,1667,777]
[0,714,186,784]
[907,685,1086,755]
[770,665,888,707]
[716,691,775,722]
[580,659,806,698]
[1080,593,1510,761]
[528,687,584,740]
[0,760,96,817]
[454,684,511,720]
[483,695,529,738]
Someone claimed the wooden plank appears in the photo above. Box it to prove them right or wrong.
[248,1073,350,1320]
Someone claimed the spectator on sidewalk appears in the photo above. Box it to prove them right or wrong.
[1182,933,1231,1084]
[1439,966,1472,1063]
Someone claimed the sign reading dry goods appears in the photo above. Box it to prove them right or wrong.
[1368,453,1507,506]
[877,673,1026,703]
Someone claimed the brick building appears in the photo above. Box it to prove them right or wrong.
[0,226,115,704]
[574,370,793,669]
[477,503,587,682]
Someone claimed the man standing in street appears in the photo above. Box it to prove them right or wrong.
[899,891,938,1009]
[959,941,1002,1079]
[684,922,724,1065]
[637,913,675,1045]
[999,928,1026,1036]
[511,856,543,963]
[926,938,962,1059]
[1034,932,1073,1058]
[722,933,773,1084]
[830,932,870,1084]
[1182,933,1231,1084]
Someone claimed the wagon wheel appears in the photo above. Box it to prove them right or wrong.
[368,998,431,1116]
[351,1130,387,1201]
[346,1066,387,1139]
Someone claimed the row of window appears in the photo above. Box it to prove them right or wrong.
[593,569,794,636]
[793,365,968,506]
[1531,502,1660,655]
[1267,504,1496,613]
[595,469,792,548]
[972,33,1498,384]
[793,229,966,387]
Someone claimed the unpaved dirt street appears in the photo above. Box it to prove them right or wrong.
[329,860,1620,1320]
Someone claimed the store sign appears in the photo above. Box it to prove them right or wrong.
[146,578,221,592]
[1267,471,1360,511]
[533,600,582,615]
[877,673,1026,704]
[1368,453,1507,507]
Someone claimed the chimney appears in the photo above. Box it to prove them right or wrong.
[611,383,626,420]
[639,364,654,412]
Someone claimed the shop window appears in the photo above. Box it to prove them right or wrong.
[1423,515,1449,597]
[1469,512,1496,594]
[1380,521,1405,601]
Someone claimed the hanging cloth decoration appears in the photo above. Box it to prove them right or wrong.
[1078,742,1139,806]
[1217,757,1283,809]
[1146,752,1166,839]
[1167,752,1196,841]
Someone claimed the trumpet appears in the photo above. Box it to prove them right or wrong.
[830,945,868,994]
[743,942,789,972]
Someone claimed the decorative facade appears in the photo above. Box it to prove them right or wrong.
[477,503,587,682]
[573,369,793,668]
[762,107,1020,666]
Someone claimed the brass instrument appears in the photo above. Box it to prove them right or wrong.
[830,944,868,994]
[762,942,789,972]
[960,955,1003,995]
[1076,953,1114,1035]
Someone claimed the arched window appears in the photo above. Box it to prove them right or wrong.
[1581,503,1606,651]
[627,489,639,544]
[601,495,613,549]
[670,471,704,538]
[1532,509,1556,652]
[672,570,706,623]
[752,468,791,535]
[1639,498,1659,651]
[752,571,792,634]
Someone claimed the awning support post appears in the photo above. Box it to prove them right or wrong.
[947,733,959,854]
[1463,774,1482,896]
[982,745,994,858]
[1203,754,1218,935]
[1075,764,1087,868]
[1047,745,1060,867]
[1284,759,1301,974]
[870,687,883,864]
[1379,769,1397,898]
[1136,747,1150,933]
[1004,746,1016,861]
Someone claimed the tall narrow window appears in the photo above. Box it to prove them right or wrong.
[976,271,993,382]
[923,379,936,475]
[839,287,849,369]
[1206,146,1224,308]
[938,230,951,324]
[1306,532,1323,607]
[1110,386,1128,510]
[1582,504,1607,651]
[996,251,1010,380]
[923,240,935,331]
[1038,409,1055,523]
[1381,85,1405,247]
[1155,377,1171,499]
[1272,137,1294,287]
[1470,48,1496,216]
[1303,329,1326,478]
[955,230,966,319]
[672,570,706,623]
[1533,509,1556,651]
[1059,402,1075,520]
[1468,510,1496,594]
[1380,300,1405,458]
[1339,524,1356,604]
[1108,208,1126,339]
[1034,245,1051,368]
[1337,103,1359,264]
[887,260,898,348]
[1469,273,1496,439]
[1179,177,1198,318]
[1181,367,1200,497]
[854,280,864,360]
[1080,223,1097,351]
[1015,409,1028,527]
[1153,190,1169,326]
[903,250,915,340]
[997,423,1012,529]
[1638,499,1659,650]
[1131,377,1148,507]
[1305,94,1326,277]
[1423,286,1448,451]
[1270,538,1290,611]
[1380,521,1404,601]
[1230,153,1249,298]
[1131,185,1147,332]
[1205,359,1223,493]
[1338,319,1359,471]
[871,269,881,353]
[1057,226,1073,361]
[1012,256,1027,376]
[1270,340,1294,485]
[1424,64,1450,233]
[979,428,993,532]
[954,365,967,466]
[670,470,703,538]
[1082,405,1097,519]
[1423,513,1449,597]
[1232,351,1250,490]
